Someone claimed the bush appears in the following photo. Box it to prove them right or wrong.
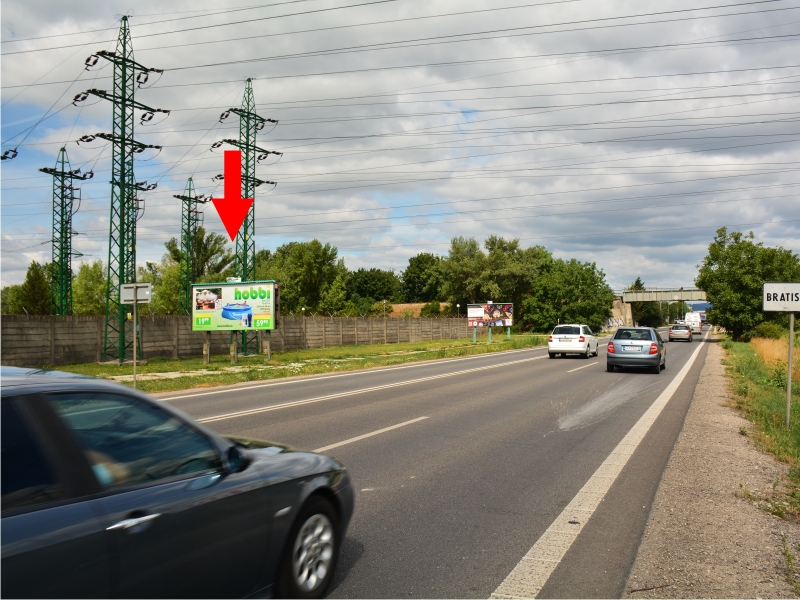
[420,300,441,318]
[742,322,787,342]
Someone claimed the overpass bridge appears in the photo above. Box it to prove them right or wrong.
[621,288,706,303]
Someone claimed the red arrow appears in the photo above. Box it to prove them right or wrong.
[212,150,253,241]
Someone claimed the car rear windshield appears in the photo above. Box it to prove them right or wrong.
[613,328,653,340]
[672,325,689,330]
[553,326,580,335]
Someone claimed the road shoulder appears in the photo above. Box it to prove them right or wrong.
[624,337,800,598]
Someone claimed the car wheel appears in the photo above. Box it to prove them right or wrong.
[277,496,340,599]
[584,346,591,359]
[548,352,555,359]
[607,363,615,372]
[652,363,661,374]
[688,337,692,343]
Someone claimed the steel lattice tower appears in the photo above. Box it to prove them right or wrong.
[39,147,93,315]
[174,178,209,315]
[79,16,167,362]
[216,78,280,354]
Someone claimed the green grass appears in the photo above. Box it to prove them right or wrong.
[52,334,548,394]
[723,339,800,522]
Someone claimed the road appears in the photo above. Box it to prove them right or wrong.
[159,329,711,598]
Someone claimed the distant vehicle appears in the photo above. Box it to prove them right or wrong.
[548,324,598,359]
[1,367,354,599]
[684,312,702,334]
[606,327,666,374]
[669,324,692,342]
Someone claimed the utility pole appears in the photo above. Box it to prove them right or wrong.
[174,178,209,315]
[40,147,93,315]
[214,78,280,355]
[76,16,168,362]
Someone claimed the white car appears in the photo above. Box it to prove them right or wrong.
[548,324,599,359]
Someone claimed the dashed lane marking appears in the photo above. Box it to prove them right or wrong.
[491,330,708,599]
[566,362,599,373]
[313,416,428,453]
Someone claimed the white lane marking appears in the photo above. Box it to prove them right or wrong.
[161,346,546,401]
[566,362,598,373]
[196,355,546,424]
[491,330,708,599]
[313,416,428,453]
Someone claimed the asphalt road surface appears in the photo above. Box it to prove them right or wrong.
[158,329,711,598]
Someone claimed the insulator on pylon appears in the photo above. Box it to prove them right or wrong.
[136,72,149,87]
[84,55,99,69]
[213,174,224,181]
[141,111,154,123]
[2,148,18,161]
[219,111,231,122]
[210,141,224,150]
[77,134,96,144]
[73,92,89,105]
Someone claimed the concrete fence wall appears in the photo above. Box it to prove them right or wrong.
[0,315,480,368]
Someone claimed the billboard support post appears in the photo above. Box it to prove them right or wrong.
[473,326,476,343]
[230,339,238,365]
[203,331,210,365]
[265,330,272,361]
[762,282,800,429]
[507,326,511,340]
[488,326,492,342]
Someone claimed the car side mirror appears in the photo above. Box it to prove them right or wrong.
[225,445,249,474]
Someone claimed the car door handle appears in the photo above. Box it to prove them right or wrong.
[107,513,161,531]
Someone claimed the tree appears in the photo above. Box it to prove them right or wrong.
[1,285,23,315]
[72,260,107,315]
[439,237,489,305]
[521,258,615,332]
[138,257,182,315]
[626,277,662,327]
[695,228,800,340]
[402,253,443,302]
[347,268,402,304]
[7,261,52,315]
[165,226,234,282]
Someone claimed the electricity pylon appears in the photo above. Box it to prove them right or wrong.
[174,178,209,315]
[39,147,93,315]
[77,15,168,362]
[214,78,281,354]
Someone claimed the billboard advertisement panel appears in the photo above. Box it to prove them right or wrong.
[467,303,513,327]
[191,281,277,331]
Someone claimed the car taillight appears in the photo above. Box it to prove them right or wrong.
[579,336,585,342]
[649,343,658,354]
[608,342,615,353]
[549,335,553,342]
[669,330,673,335]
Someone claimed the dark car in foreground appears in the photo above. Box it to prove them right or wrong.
[1,367,353,599]
[606,327,666,374]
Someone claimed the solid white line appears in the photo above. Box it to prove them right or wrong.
[491,330,708,599]
[313,416,428,453]
[196,354,546,424]
[160,345,546,402]
[567,362,598,373]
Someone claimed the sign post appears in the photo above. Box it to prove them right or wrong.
[763,282,800,428]
[120,283,152,389]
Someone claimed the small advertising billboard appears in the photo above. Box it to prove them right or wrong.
[467,303,513,327]
[191,281,277,331]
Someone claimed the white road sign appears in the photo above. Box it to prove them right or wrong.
[763,282,800,312]
[120,283,152,304]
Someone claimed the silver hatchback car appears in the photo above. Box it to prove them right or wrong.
[606,327,666,374]
[668,324,692,342]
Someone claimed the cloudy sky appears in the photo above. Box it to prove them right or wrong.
[3,0,800,291]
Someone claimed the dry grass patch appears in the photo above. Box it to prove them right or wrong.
[751,337,800,383]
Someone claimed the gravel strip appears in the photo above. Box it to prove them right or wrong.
[624,337,800,598]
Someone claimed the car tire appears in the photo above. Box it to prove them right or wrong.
[651,364,661,374]
[583,347,590,359]
[548,352,555,359]
[276,496,340,600]
[607,363,615,372]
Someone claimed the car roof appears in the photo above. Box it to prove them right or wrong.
[553,323,589,327]
[1,366,126,395]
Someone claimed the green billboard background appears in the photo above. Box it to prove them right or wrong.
[191,281,277,331]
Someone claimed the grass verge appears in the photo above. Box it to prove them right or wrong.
[723,337,800,522]
[51,334,548,394]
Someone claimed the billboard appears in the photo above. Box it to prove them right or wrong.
[467,303,513,327]
[191,281,277,331]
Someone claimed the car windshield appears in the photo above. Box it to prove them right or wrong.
[553,326,580,335]
[614,328,653,341]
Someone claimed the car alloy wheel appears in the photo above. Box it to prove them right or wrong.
[278,497,339,599]
[584,346,590,359]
